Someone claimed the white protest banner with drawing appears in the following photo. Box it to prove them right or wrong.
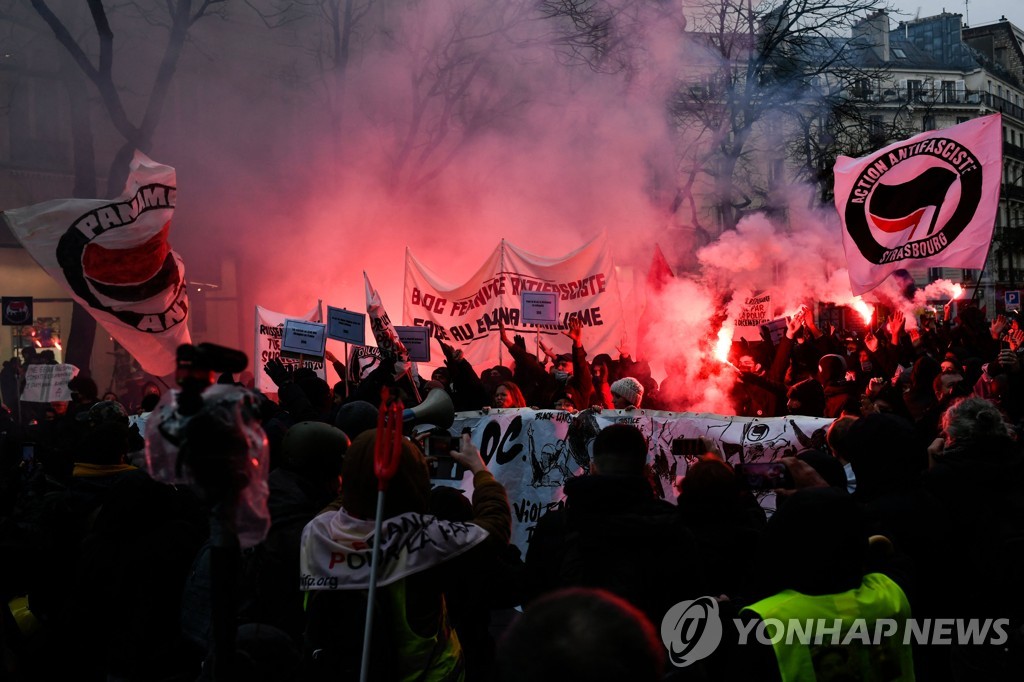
[434,408,833,553]
[404,235,625,372]
[20,363,79,403]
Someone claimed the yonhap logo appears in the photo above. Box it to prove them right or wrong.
[660,596,723,667]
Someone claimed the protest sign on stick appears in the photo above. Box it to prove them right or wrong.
[254,301,325,393]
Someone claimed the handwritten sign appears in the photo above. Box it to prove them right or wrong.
[395,325,431,362]
[327,306,366,344]
[735,292,771,341]
[521,291,559,324]
[281,319,327,357]
[21,363,78,402]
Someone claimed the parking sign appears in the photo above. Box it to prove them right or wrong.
[1006,290,1021,309]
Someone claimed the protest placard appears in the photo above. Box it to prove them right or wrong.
[326,306,366,344]
[21,363,78,403]
[281,319,327,357]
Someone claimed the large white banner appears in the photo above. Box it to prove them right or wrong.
[439,408,833,552]
[404,235,625,372]
[835,114,1002,295]
[2,152,190,376]
[254,301,326,393]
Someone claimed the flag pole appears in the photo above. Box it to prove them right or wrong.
[970,250,992,305]
[360,389,402,682]
[343,342,350,398]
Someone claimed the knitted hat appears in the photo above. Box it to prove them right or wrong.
[76,399,129,426]
[610,377,644,408]
[817,354,847,384]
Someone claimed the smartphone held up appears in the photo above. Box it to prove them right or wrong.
[426,433,465,481]
[734,461,794,492]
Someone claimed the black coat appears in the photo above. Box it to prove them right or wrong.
[525,474,702,626]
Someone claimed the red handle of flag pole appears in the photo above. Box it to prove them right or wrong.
[363,387,403,682]
[374,388,403,492]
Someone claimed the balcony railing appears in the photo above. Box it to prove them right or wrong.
[849,86,1024,122]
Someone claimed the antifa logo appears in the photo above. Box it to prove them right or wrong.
[845,138,983,265]
[660,596,723,667]
[867,167,957,238]
[746,423,770,442]
[3,300,31,325]
[56,184,188,334]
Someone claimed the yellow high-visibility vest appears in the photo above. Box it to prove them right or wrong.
[744,573,915,682]
[383,579,465,682]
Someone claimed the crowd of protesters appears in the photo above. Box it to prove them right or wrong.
[0,292,1021,681]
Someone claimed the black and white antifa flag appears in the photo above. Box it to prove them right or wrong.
[2,152,190,375]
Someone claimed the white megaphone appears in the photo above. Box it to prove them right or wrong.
[402,388,455,429]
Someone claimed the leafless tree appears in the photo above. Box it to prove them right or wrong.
[21,0,224,368]
[670,0,897,233]
[30,0,226,196]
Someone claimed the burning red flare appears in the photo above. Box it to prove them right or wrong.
[714,326,733,363]
[850,298,874,325]
[951,284,964,300]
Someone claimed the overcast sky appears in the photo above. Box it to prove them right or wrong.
[890,0,1021,27]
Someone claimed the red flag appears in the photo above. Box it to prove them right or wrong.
[636,244,675,359]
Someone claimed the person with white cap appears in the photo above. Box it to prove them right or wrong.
[609,377,644,410]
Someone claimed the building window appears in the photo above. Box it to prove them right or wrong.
[923,115,936,131]
[907,79,923,101]
[941,80,956,102]
[869,115,884,138]
[854,77,872,98]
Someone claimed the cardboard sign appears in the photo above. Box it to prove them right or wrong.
[327,306,366,344]
[281,319,327,357]
[20,363,78,402]
[395,325,431,362]
[521,291,559,324]
[734,292,771,341]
